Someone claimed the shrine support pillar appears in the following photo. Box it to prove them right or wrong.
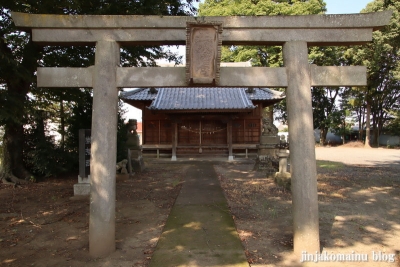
[283,41,320,256]
[89,40,120,257]
[172,122,178,161]
[227,119,233,161]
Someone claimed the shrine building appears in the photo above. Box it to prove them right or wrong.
[121,87,284,158]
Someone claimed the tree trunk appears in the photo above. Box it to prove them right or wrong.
[60,99,65,151]
[372,112,379,146]
[0,34,39,185]
[342,120,346,144]
[365,101,372,148]
[373,126,379,147]
[320,128,328,145]
[0,122,32,184]
[36,110,46,143]
[359,126,364,142]
[0,83,34,184]
[358,105,364,141]
[0,85,33,184]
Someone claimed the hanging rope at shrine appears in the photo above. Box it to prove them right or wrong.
[180,126,227,134]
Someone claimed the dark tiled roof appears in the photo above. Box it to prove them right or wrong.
[149,87,255,111]
[120,88,157,101]
[245,88,285,101]
[120,87,285,111]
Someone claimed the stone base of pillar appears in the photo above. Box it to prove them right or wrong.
[74,175,91,196]
[74,183,91,196]
[228,155,234,161]
[120,167,128,174]
[131,157,145,172]
[257,147,277,157]
[255,144,278,173]
[253,154,278,175]
[274,172,291,190]
[171,155,177,161]
[260,135,279,144]
[129,149,145,172]
[78,175,90,183]
[257,136,279,158]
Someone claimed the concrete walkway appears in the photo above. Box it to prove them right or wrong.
[149,161,249,267]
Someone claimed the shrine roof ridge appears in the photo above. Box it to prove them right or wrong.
[120,87,284,112]
[12,11,392,31]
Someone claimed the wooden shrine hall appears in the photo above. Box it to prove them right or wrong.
[121,87,284,160]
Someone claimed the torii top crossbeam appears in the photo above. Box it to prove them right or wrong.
[12,11,390,46]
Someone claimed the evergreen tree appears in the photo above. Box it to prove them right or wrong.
[0,0,197,184]
[346,0,400,146]
[308,45,351,144]
[199,0,326,67]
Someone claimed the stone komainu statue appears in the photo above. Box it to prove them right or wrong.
[262,117,278,136]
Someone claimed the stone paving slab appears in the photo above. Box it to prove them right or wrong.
[149,162,249,267]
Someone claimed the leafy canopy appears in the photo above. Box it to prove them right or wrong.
[199,0,326,67]
[199,0,326,16]
[0,0,198,178]
[345,0,400,140]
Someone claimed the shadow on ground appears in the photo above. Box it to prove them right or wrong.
[1,157,399,267]
[215,159,400,266]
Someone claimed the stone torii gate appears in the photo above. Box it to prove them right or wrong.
[12,11,391,258]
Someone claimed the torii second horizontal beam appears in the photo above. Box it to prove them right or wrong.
[30,28,373,46]
[37,66,366,88]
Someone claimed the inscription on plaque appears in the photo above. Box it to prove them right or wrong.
[191,27,216,82]
[186,22,222,85]
[79,129,91,178]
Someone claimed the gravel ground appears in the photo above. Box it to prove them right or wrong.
[315,147,400,168]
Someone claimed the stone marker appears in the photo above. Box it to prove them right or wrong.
[74,129,91,196]
[126,119,145,174]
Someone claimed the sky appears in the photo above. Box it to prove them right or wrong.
[122,0,373,122]
[324,0,371,14]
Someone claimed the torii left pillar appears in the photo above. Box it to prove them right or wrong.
[89,40,120,257]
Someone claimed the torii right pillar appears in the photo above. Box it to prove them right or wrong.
[283,41,319,255]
